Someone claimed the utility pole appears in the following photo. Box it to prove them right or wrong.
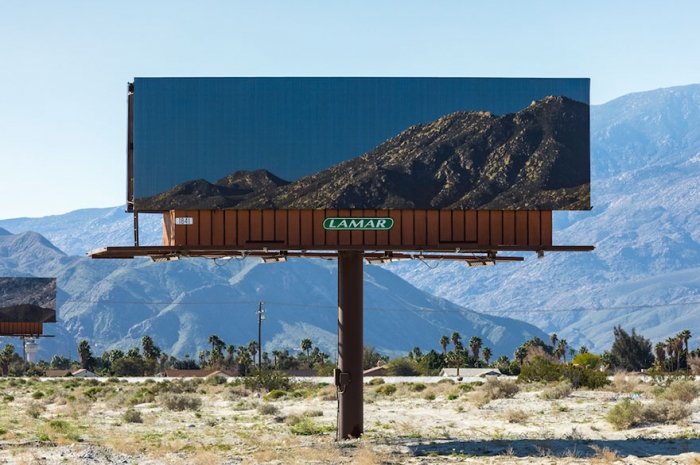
[257,301,265,370]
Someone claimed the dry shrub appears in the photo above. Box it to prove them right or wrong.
[26,401,45,418]
[317,385,337,401]
[161,393,202,411]
[689,355,700,375]
[657,379,699,403]
[257,403,280,415]
[123,408,143,423]
[590,445,619,464]
[610,372,641,393]
[643,400,691,423]
[469,378,519,407]
[503,408,529,423]
[540,381,573,400]
[190,451,224,465]
[607,398,692,430]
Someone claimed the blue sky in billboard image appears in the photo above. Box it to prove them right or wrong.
[1,1,700,217]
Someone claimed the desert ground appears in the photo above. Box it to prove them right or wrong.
[0,375,698,465]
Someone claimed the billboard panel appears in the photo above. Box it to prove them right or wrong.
[131,78,590,212]
[0,277,57,323]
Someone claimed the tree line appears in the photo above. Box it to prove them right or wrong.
[0,326,697,377]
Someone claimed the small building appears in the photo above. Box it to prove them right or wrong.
[71,369,97,378]
[44,369,71,377]
[439,368,502,378]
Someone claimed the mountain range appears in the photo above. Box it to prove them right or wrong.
[1,84,699,355]
[388,84,700,352]
[138,96,589,211]
[0,226,546,361]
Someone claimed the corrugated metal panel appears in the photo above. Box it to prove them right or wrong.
[0,322,43,336]
[164,209,553,250]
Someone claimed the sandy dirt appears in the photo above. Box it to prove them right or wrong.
[0,376,698,464]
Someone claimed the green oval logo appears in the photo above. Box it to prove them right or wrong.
[323,217,394,231]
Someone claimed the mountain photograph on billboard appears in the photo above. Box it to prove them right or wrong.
[0,277,57,323]
[131,78,590,212]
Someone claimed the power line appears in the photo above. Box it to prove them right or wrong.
[59,297,700,315]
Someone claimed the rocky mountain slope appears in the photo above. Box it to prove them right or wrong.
[139,96,590,211]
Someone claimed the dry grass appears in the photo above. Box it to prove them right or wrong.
[0,377,697,464]
[469,378,519,407]
[503,408,529,423]
[590,445,620,464]
[610,372,643,393]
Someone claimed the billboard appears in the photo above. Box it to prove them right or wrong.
[130,78,590,212]
[0,277,57,323]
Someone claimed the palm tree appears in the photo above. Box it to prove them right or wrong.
[301,338,313,357]
[550,333,558,350]
[225,345,236,368]
[451,332,462,350]
[440,336,449,355]
[248,341,258,365]
[665,337,679,370]
[469,336,483,362]
[678,329,692,356]
[272,350,282,368]
[556,339,568,362]
[514,346,527,366]
[482,347,492,366]
[654,342,666,367]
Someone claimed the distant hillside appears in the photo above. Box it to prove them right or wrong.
[0,229,547,361]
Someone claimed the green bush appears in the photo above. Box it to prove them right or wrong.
[563,365,609,389]
[519,357,609,389]
[607,398,692,430]
[459,382,482,392]
[606,399,644,430]
[386,357,420,376]
[123,408,143,423]
[410,383,426,392]
[367,378,385,386]
[289,418,333,435]
[376,384,397,395]
[161,393,202,411]
[264,389,288,400]
[518,357,563,383]
[31,391,44,399]
[572,352,602,370]
[243,370,292,392]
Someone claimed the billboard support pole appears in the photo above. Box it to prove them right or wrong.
[337,250,363,439]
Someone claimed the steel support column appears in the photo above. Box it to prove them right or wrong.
[337,250,364,439]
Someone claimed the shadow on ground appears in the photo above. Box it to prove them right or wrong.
[408,438,700,458]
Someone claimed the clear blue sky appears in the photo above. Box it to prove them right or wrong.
[1,1,699,219]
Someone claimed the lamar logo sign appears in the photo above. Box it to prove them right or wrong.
[323,217,394,231]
